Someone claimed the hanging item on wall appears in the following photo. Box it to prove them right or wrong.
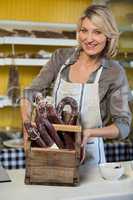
[7,62,20,105]
[7,44,20,105]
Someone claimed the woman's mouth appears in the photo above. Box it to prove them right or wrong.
[84,43,97,49]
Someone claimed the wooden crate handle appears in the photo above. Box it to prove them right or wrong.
[53,124,81,133]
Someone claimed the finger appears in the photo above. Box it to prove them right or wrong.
[81,134,88,147]
[38,101,45,107]
[80,147,86,164]
[31,122,36,127]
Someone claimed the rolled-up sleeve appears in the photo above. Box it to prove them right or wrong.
[109,66,132,139]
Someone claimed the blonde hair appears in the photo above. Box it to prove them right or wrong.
[77,5,120,58]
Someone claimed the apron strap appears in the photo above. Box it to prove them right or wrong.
[58,47,78,74]
[58,58,70,75]
[53,48,77,107]
[94,66,103,83]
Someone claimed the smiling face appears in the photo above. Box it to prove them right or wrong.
[77,17,107,57]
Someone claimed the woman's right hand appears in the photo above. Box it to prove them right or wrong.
[20,98,33,149]
[20,98,32,123]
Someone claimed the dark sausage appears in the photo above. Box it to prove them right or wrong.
[24,121,47,147]
[35,112,54,147]
[36,106,64,149]
[56,97,78,125]
[38,102,75,149]
[45,104,63,124]
[56,97,79,149]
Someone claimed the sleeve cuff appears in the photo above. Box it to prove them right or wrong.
[114,120,130,139]
[22,88,39,104]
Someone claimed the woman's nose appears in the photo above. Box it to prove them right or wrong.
[85,32,94,42]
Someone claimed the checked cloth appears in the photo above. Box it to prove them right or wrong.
[0,141,133,169]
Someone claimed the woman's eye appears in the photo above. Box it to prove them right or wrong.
[95,30,101,34]
[80,28,87,33]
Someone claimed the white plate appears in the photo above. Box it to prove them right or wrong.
[3,138,24,148]
[99,162,124,181]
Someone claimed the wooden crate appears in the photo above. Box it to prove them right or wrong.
[24,124,82,186]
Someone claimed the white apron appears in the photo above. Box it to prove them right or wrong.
[52,58,106,165]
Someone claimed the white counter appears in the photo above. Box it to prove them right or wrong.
[1,161,133,200]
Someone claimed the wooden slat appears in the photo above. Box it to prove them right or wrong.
[29,148,76,168]
[31,147,75,153]
[73,167,79,185]
[30,166,75,184]
[53,124,81,132]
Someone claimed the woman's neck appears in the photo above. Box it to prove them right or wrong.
[78,51,101,69]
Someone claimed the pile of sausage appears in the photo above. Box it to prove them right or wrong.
[24,95,79,150]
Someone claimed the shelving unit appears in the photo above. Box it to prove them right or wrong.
[0,21,77,67]
[0,20,78,131]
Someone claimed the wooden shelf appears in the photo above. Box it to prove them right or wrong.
[0,20,76,30]
[0,20,77,46]
[0,96,12,107]
[0,37,77,46]
[0,58,50,66]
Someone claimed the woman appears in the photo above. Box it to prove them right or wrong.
[21,5,132,164]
